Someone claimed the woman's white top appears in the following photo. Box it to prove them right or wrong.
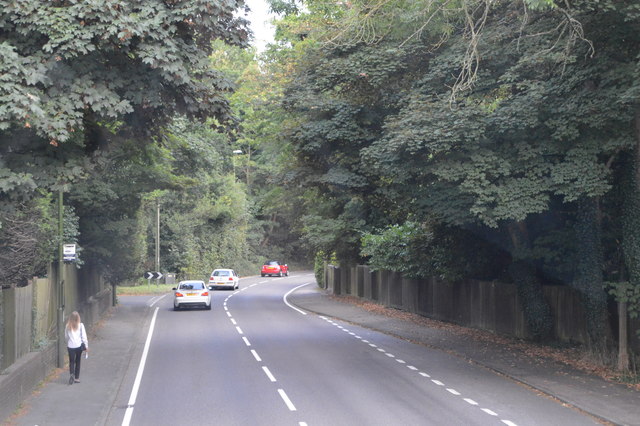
[65,323,88,349]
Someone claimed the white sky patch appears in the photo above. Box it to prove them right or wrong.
[244,0,275,52]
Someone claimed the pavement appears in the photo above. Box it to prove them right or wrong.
[3,284,640,426]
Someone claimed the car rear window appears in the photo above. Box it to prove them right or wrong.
[213,270,230,276]
[265,261,279,266]
[180,282,204,290]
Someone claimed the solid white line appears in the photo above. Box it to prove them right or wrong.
[148,294,167,307]
[251,350,261,362]
[278,389,297,411]
[262,366,277,382]
[122,307,159,426]
[283,283,312,315]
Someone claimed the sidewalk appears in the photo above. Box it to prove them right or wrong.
[4,286,640,426]
[3,301,152,426]
[290,286,640,426]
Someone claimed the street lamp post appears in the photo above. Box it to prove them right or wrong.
[232,149,242,180]
[56,189,65,368]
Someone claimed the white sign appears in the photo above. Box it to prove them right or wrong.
[63,244,77,261]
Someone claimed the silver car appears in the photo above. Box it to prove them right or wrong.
[208,268,240,290]
[173,280,211,310]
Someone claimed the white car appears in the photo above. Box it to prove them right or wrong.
[209,268,239,290]
[173,280,211,310]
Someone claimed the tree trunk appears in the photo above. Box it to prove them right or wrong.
[506,220,553,341]
[572,196,610,352]
[617,301,629,371]
[618,109,640,367]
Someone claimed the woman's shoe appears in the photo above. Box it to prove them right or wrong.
[74,379,80,383]
[69,374,74,385]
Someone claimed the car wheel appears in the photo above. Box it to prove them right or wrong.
[206,304,212,310]
[174,305,180,311]
[285,271,289,276]
[261,274,265,277]
[278,271,283,277]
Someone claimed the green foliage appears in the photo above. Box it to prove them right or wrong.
[361,221,508,281]
[606,282,640,320]
[0,0,249,143]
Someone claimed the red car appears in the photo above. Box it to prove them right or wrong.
[261,260,289,277]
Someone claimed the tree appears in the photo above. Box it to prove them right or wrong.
[0,0,250,282]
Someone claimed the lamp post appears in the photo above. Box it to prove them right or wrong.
[232,149,242,180]
[56,189,65,368]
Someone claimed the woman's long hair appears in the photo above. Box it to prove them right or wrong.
[66,311,81,331]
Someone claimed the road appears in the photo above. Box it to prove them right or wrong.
[107,273,600,426]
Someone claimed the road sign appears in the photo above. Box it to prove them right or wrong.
[63,244,77,262]
[145,272,163,280]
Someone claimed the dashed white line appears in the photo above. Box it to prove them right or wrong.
[278,389,297,411]
[432,380,444,386]
[235,326,243,334]
[482,408,498,416]
[447,388,461,396]
[242,337,251,346]
[251,350,261,362]
[464,398,478,405]
[262,366,277,382]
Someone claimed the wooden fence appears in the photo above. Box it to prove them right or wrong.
[325,264,639,352]
[0,264,112,422]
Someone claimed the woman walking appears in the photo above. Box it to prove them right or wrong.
[65,311,88,385]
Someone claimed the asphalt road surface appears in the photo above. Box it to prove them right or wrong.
[107,273,600,426]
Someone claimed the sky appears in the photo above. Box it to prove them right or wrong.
[244,0,276,52]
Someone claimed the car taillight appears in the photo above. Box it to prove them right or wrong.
[175,292,184,297]
[202,291,209,296]
[229,277,233,281]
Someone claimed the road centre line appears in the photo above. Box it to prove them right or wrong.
[251,349,261,361]
[122,307,159,426]
[242,337,251,346]
[278,389,297,411]
[262,366,277,382]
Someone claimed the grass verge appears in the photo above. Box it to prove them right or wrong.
[117,283,175,295]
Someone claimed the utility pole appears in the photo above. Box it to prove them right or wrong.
[156,200,160,279]
[56,190,65,368]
